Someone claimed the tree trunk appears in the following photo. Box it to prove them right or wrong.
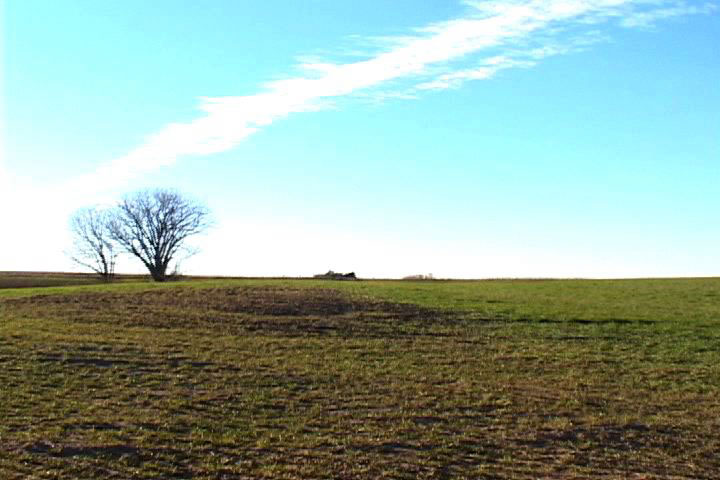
[149,266,167,282]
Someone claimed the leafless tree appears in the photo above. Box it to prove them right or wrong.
[68,207,117,281]
[108,189,211,282]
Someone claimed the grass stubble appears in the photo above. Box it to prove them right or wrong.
[0,278,718,479]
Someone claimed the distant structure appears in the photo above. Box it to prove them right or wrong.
[402,273,434,280]
[313,270,358,281]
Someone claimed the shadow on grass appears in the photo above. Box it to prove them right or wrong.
[516,422,684,452]
[513,317,655,325]
[35,354,149,369]
[27,442,140,458]
[25,441,193,477]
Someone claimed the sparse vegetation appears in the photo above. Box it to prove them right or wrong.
[1,277,718,478]
[68,207,117,281]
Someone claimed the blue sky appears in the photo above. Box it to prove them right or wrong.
[2,0,719,278]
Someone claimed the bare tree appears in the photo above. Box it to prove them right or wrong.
[68,207,117,281]
[108,189,210,282]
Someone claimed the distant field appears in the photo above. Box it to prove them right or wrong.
[1,276,718,478]
[0,272,153,289]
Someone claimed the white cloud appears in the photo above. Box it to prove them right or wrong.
[61,0,715,194]
[416,55,536,90]
[620,2,717,27]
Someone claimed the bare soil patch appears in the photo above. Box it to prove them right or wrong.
[4,286,449,337]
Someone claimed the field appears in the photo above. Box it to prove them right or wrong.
[1,275,719,479]
[0,272,151,289]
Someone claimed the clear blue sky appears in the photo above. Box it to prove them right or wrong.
[2,0,719,278]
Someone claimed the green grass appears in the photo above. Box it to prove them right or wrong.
[1,277,718,479]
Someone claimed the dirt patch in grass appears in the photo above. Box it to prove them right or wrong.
[4,286,420,316]
[4,286,450,337]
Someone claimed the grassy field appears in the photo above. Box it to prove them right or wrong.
[1,276,718,479]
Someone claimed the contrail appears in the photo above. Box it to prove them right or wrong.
[63,0,715,194]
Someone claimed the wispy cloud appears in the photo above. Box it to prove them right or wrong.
[67,0,715,192]
[619,1,717,27]
[415,55,536,91]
